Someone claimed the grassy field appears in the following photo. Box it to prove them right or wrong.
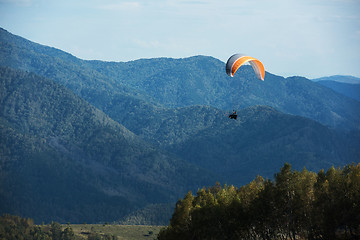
[51,224,164,240]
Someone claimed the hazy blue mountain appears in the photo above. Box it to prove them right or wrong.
[0,67,214,224]
[313,75,360,84]
[315,80,360,101]
[0,28,160,110]
[312,75,360,101]
[1,27,360,130]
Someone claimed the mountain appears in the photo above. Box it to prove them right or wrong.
[0,67,214,224]
[0,28,160,111]
[312,75,360,101]
[1,27,360,225]
[313,75,360,84]
[167,106,360,184]
[315,81,360,102]
[1,27,360,130]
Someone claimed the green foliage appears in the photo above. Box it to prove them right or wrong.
[159,163,360,240]
[50,222,62,240]
[69,224,162,240]
[0,215,121,240]
[0,214,78,240]
[118,203,174,226]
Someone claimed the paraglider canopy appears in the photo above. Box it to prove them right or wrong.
[226,54,265,81]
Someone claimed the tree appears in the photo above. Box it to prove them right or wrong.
[50,222,62,240]
[0,214,52,240]
[61,227,75,240]
[342,163,360,238]
[158,191,194,239]
[158,164,360,240]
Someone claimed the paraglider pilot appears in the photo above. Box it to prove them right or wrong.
[229,110,237,120]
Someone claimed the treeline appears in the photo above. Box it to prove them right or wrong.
[158,163,360,240]
[0,214,115,240]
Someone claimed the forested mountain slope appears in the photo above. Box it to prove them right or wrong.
[167,106,360,184]
[313,75,360,84]
[0,67,214,224]
[316,80,360,101]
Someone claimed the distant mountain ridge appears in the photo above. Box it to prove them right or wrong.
[313,75,360,84]
[315,81,360,102]
[312,75,360,101]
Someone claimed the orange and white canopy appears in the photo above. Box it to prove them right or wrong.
[225,54,265,81]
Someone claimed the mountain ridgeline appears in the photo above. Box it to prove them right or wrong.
[1,27,360,131]
[0,27,359,225]
[317,80,360,102]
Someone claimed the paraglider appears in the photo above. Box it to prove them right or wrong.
[225,54,265,119]
[225,53,265,81]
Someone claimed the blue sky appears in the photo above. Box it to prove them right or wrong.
[1,0,359,78]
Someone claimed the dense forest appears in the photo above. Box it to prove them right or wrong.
[158,163,360,240]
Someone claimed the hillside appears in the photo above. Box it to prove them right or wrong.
[316,80,360,101]
[1,27,360,130]
[0,28,159,112]
[313,75,360,84]
[167,106,360,184]
[0,67,214,224]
